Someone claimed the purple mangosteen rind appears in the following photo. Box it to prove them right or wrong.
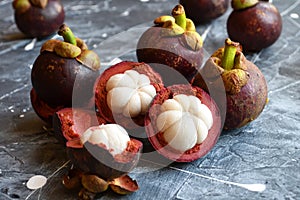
[13,0,65,38]
[227,0,282,52]
[145,84,222,162]
[136,4,204,82]
[67,138,143,180]
[179,0,230,24]
[94,61,164,130]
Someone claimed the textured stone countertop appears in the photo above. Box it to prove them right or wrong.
[0,0,300,199]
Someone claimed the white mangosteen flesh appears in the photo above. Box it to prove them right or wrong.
[106,69,156,117]
[80,124,130,156]
[156,94,213,152]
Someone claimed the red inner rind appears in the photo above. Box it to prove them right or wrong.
[145,84,222,162]
[52,108,103,145]
[30,88,64,124]
[94,61,164,129]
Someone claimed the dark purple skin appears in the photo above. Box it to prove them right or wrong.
[224,59,268,130]
[67,139,143,180]
[180,0,229,24]
[14,0,65,38]
[136,27,204,82]
[227,1,282,52]
[31,51,99,108]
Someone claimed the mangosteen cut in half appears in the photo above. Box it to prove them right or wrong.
[145,84,221,162]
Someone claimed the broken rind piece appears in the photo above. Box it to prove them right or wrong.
[156,94,213,152]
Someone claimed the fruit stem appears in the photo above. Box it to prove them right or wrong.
[221,38,239,71]
[172,4,186,30]
[231,0,259,10]
[58,24,77,46]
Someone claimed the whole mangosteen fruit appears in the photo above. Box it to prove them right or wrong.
[94,61,164,130]
[12,0,65,38]
[30,24,101,124]
[192,38,268,130]
[136,4,204,82]
[145,84,221,162]
[66,124,143,180]
[179,0,230,24]
[227,0,282,52]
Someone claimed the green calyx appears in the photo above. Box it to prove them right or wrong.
[40,24,101,71]
[155,4,194,34]
[212,38,250,94]
[154,4,203,50]
[231,0,259,10]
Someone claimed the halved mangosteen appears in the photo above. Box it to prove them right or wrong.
[94,61,164,130]
[67,124,143,180]
[145,84,221,162]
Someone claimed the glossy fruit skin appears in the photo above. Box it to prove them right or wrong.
[94,61,164,129]
[227,1,282,52]
[31,51,99,108]
[145,84,221,162]
[67,138,143,180]
[180,0,229,24]
[224,59,268,129]
[136,26,203,82]
[14,0,65,38]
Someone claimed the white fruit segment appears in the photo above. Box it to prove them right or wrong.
[156,94,213,152]
[81,124,130,156]
[106,70,156,117]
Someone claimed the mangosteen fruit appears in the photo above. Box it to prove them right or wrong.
[179,0,230,24]
[94,61,164,130]
[145,84,221,162]
[136,4,204,82]
[227,0,282,52]
[30,24,100,124]
[12,0,65,38]
[67,124,143,180]
[192,38,268,130]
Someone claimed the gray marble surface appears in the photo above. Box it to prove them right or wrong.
[1,0,300,199]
